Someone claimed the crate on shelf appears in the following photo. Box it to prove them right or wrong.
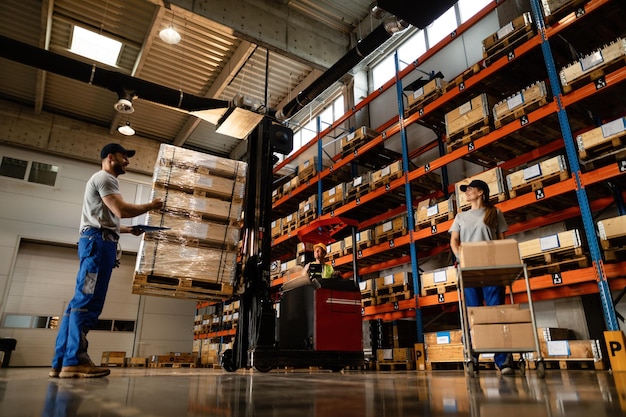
[344,173,372,203]
[493,80,549,129]
[483,12,535,66]
[340,126,379,157]
[420,265,457,297]
[343,229,374,255]
[298,194,318,226]
[405,77,447,117]
[371,160,403,189]
[541,0,590,24]
[598,215,626,262]
[327,241,343,261]
[424,330,464,366]
[518,229,588,276]
[576,116,626,163]
[415,196,455,230]
[375,272,413,305]
[445,93,494,142]
[443,63,482,94]
[374,214,408,244]
[281,211,299,235]
[271,218,282,239]
[272,187,283,203]
[297,156,324,184]
[560,37,626,94]
[281,176,299,197]
[455,167,508,211]
[506,154,569,198]
[538,327,570,342]
[322,183,345,214]
[279,258,299,277]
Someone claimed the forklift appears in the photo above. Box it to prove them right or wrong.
[220,117,364,372]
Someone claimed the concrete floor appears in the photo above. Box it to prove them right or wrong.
[1,367,625,417]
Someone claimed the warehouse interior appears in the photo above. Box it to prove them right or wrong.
[1,0,626,416]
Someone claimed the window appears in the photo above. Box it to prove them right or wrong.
[28,162,59,186]
[0,157,28,179]
[458,0,492,23]
[426,6,458,47]
[0,156,59,186]
[289,95,344,156]
[2,314,135,332]
[70,26,123,66]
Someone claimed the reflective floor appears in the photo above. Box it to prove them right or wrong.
[1,367,625,417]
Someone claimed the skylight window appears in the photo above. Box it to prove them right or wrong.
[70,26,122,66]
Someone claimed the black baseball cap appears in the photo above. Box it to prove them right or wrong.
[100,143,136,159]
[459,179,489,195]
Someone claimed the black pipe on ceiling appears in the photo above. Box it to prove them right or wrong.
[275,21,406,121]
[0,35,230,112]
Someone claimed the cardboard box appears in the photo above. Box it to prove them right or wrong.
[468,305,531,326]
[471,322,535,350]
[322,183,345,207]
[459,239,522,268]
[425,329,463,346]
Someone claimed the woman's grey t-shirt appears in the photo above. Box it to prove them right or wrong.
[79,170,121,234]
[449,207,508,243]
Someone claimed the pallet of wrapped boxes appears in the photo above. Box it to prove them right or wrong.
[598,215,626,262]
[493,80,549,129]
[560,37,626,94]
[482,13,534,66]
[517,229,588,276]
[505,154,569,198]
[133,144,246,301]
[455,167,508,211]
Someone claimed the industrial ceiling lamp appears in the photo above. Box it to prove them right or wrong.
[159,9,181,45]
[117,121,135,136]
[114,89,135,114]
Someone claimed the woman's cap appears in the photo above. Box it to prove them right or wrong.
[459,179,490,196]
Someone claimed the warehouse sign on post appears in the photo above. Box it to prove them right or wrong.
[605,331,626,371]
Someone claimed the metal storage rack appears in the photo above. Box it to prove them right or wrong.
[457,264,545,378]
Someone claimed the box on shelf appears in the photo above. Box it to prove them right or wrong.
[492,80,548,128]
[297,242,315,254]
[343,229,374,253]
[459,239,522,268]
[327,241,343,258]
[424,329,463,347]
[467,305,532,326]
[282,176,299,195]
[576,116,626,160]
[322,183,345,209]
[537,327,570,342]
[470,322,535,350]
[415,195,455,226]
[518,229,582,259]
[345,173,372,200]
[339,126,379,152]
[598,215,626,242]
[445,93,493,139]
[420,265,456,297]
[506,154,568,197]
[541,0,592,23]
[560,37,626,91]
[482,12,533,52]
[455,167,507,210]
[406,78,447,108]
[374,214,407,240]
[371,160,403,187]
[279,258,299,275]
[271,218,282,239]
[375,272,411,290]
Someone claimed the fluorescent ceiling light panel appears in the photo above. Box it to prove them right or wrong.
[70,26,122,66]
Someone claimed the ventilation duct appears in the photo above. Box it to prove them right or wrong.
[0,35,230,113]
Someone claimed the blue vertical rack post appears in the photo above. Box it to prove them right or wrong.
[394,52,424,343]
[529,0,618,330]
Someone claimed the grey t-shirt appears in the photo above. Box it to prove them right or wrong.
[449,207,508,243]
[79,170,121,234]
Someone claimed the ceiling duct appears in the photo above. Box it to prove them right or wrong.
[375,0,458,29]
[0,35,230,113]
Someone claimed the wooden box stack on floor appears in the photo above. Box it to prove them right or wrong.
[133,144,247,301]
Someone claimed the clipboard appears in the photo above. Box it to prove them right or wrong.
[134,225,171,232]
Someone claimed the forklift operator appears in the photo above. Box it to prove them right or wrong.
[304,243,337,280]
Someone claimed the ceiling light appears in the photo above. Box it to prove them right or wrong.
[118,122,135,136]
[159,26,181,45]
[114,98,134,114]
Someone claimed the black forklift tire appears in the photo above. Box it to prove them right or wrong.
[221,349,238,372]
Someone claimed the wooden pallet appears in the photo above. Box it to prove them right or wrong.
[297,211,318,227]
[524,247,589,276]
[579,131,626,161]
[132,273,233,300]
[508,170,570,198]
[483,24,535,66]
[321,200,344,215]
[376,360,415,371]
[562,55,626,94]
[494,96,549,129]
[298,165,317,184]
[345,183,372,203]
[446,125,491,153]
[148,362,197,368]
[344,240,373,257]
[415,212,455,230]
[377,290,413,305]
[421,283,457,297]
[543,0,590,25]
[405,88,444,117]
[374,229,408,245]
[371,171,404,190]
[443,63,482,94]
[528,359,605,370]
[361,297,376,308]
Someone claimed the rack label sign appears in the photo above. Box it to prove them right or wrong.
[604,331,626,371]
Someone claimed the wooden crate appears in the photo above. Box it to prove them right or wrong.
[101,351,126,367]
[271,187,282,203]
[538,327,570,342]
[425,329,463,347]
[506,154,569,198]
[281,211,298,234]
[518,229,582,259]
[420,265,457,297]
[415,196,455,229]
[493,80,549,129]
[340,126,379,152]
[576,116,626,160]
[426,344,464,364]
[344,173,372,201]
[298,194,317,222]
[560,37,626,92]
[539,339,602,361]
[282,176,299,196]
[374,214,407,243]
[455,167,507,211]
[375,272,411,295]
[271,218,282,239]
[371,160,403,188]
[598,215,626,242]
[541,0,589,24]
[445,93,492,140]
[322,183,345,210]
[343,229,374,254]
[483,13,532,52]
[482,13,534,66]
[405,78,447,116]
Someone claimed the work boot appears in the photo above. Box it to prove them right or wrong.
[59,363,111,378]
[48,368,61,378]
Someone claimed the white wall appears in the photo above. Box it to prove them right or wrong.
[0,144,196,366]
